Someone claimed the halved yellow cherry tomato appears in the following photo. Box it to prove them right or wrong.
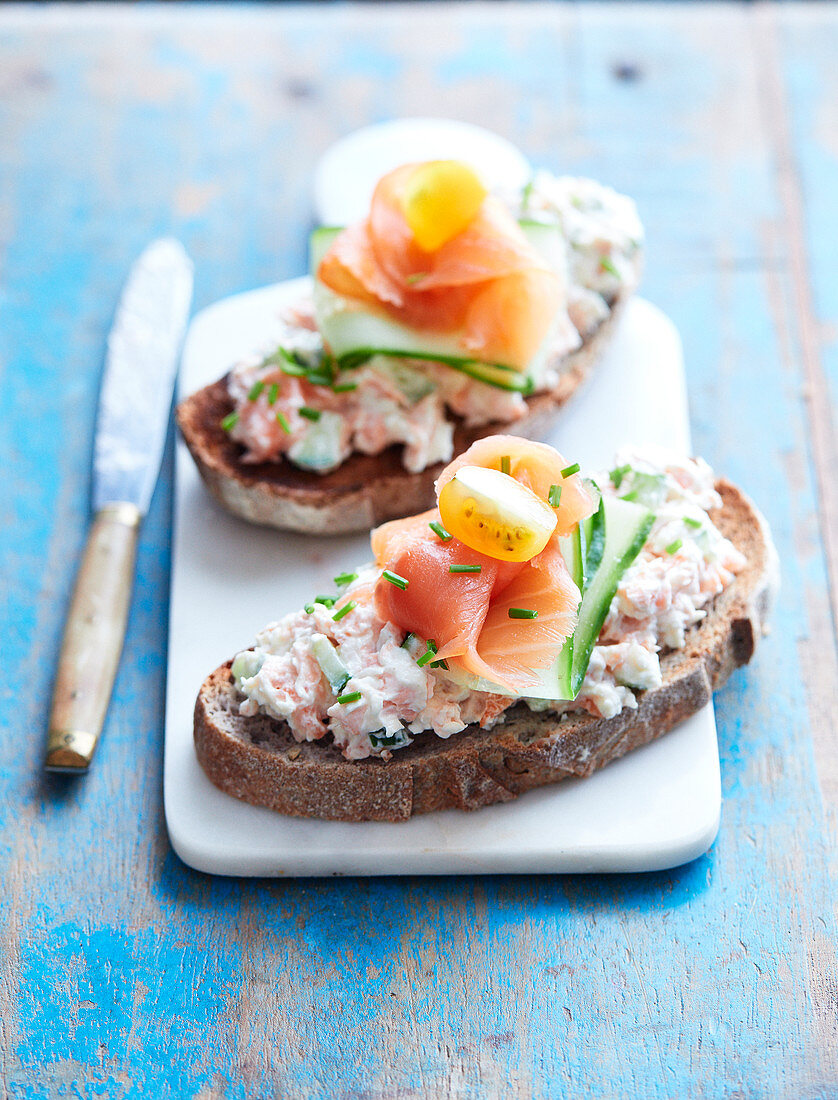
[402,161,488,253]
[438,465,558,563]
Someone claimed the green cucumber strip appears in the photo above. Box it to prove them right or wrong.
[556,524,584,700]
[335,348,534,393]
[584,496,606,586]
[309,226,342,272]
[310,633,350,694]
[569,496,655,697]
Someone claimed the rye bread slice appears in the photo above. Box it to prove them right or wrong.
[176,300,625,535]
[193,480,778,822]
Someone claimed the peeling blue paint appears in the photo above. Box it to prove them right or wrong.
[1,6,837,1098]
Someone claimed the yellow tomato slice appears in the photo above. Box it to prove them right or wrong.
[438,465,558,562]
[402,161,488,253]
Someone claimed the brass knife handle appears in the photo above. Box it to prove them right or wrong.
[46,503,141,772]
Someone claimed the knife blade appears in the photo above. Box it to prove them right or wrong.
[45,239,193,772]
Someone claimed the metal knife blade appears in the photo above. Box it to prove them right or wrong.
[46,239,193,773]
[94,238,194,513]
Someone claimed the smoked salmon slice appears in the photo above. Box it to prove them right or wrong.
[316,163,563,371]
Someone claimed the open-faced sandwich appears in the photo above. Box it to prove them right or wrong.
[193,436,777,821]
[177,162,643,533]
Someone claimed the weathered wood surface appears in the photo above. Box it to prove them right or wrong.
[1,3,836,1096]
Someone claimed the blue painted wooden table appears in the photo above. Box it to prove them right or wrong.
[2,3,837,1096]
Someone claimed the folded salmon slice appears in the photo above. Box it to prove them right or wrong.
[317,163,562,371]
[373,524,578,693]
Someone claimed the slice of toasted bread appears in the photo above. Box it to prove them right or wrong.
[193,481,778,822]
[176,300,625,535]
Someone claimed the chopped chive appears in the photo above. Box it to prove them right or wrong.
[684,517,702,529]
[221,411,239,432]
[610,463,632,489]
[449,564,482,574]
[600,255,620,278]
[314,595,335,608]
[548,483,562,508]
[430,658,449,670]
[332,381,358,394]
[666,539,683,555]
[401,632,415,649]
[382,570,409,590]
[276,410,291,434]
[248,380,265,401]
[560,462,581,479]
[268,382,279,405]
[332,600,356,622]
[304,603,315,614]
[337,690,362,705]
[406,272,428,285]
[620,490,639,502]
[306,373,332,387]
[508,607,538,619]
[334,571,358,587]
[299,406,321,422]
[416,642,438,668]
[279,361,307,377]
[500,455,510,475]
[429,521,452,541]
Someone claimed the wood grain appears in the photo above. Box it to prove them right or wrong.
[0,3,836,1097]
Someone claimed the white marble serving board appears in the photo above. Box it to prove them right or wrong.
[164,288,721,877]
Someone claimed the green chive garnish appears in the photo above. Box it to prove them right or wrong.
[337,690,362,705]
[401,632,415,649]
[276,410,291,434]
[332,600,356,622]
[221,411,239,432]
[560,462,580,479]
[666,539,683,555]
[306,373,332,387]
[314,595,334,608]
[548,483,562,508]
[600,255,620,278]
[508,608,538,619]
[430,658,449,670]
[279,351,307,377]
[501,455,510,475]
[429,521,452,541]
[416,643,438,668]
[449,564,482,574]
[248,380,265,401]
[268,382,279,405]
[334,571,358,587]
[620,490,639,502]
[332,381,358,394]
[280,362,307,377]
[684,517,702,529]
[610,464,632,488]
[382,570,408,590]
[304,603,315,614]
[299,406,321,422]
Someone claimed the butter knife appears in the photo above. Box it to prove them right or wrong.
[45,239,193,772]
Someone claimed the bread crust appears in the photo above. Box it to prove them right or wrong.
[176,300,625,534]
[193,480,778,821]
